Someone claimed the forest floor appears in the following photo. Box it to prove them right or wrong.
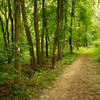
[34,54,100,100]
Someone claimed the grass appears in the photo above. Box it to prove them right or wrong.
[26,40,100,100]
[77,40,100,100]
[0,50,77,100]
[24,53,77,99]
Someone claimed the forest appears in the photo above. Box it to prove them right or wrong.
[0,0,100,100]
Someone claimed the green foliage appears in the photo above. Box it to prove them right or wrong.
[0,0,99,99]
[77,40,100,63]
[0,65,17,85]
[93,40,100,62]
[23,67,35,77]
[8,83,30,100]
[24,53,77,99]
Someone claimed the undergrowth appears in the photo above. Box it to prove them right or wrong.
[76,40,100,99]
[24,53,77,99]
[0,53,77,100]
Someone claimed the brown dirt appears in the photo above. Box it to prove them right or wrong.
[38,54,100,100]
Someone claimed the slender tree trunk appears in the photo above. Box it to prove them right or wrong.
[58,0,63,60]
[34,0,41,65]
[0,15,11,63]
[4,14,11,64]
[85,26,88,47]
[46,35,48,57]
[69,0,75,54]
[52,0,63,68]
[0,16,7,49]
[83,38,87,47]
[8,0,14,42]
[44,3,48,58]
[11,19,14,43]
[69,19,73,53]
[21,0,36,68]
[61,5,67,56]
[41,0,45,66]
[8,0,14,59]
[58,0,61,60]
[15,0,21,84]
[45,18,49,57]
[6,17,11,64]
[4,13,10,63]
[76,22,80,50]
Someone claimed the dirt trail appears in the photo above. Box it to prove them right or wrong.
[40,54,87,100]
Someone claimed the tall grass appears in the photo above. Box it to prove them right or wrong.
[91,40,100,62]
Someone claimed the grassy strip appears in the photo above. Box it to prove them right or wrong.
[75,40,100,74]
[74,40,100,100]
[86,41,100,100]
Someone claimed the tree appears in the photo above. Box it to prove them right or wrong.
[21,0,36,68]
[8,0,15,62]
[61,0,68,56]
[52,0,64,68]
[58,0,64,60]
[34,0,41,66]
[41,0,45,66]
[15,0,21,84]
[69,0,76,53]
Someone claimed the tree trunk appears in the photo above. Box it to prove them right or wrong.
[34,0,41,65]
[8,0,14,59]
[61,5,67,56]
[52,0,63,68]
[0,15,11,64]
[44,2,48,58]
[3,12,10,63]
[69,0,76,54]
[76,22,80,50]
[0,16,7,49]
[8,0,13,41]
[45,18,49,57]
[21,0,36,68]
[6,17,11,64]
[46,35,48,57]
[58,0,61,60]
[15,0,21,84]
[69,18,73,53]
[58,0,63,60]
[41,0,45,66]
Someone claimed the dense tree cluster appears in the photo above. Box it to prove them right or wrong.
[0,0,98,91]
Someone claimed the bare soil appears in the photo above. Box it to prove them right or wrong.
[38,54,100,100]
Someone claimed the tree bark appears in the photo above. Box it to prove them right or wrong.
[52,0,63,68]
[41,0,45,66]
[15,0,21,84]
[69,0,76,54]
[0,16,7,49]
[8,0,14,43]
[34,0,41,65]
[45,17,49,57]
[58,0,61,60]
[8,0,14,59]
[58,0,63,60]
[2,11,10,63]
[21,0,36,68]
[61,4,67,56]
[46,35,48,57]
[0,15,11,64]
[6,17,11,64]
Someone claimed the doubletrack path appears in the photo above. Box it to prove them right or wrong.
[40,54,87,100]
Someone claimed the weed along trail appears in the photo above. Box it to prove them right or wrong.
[39,54,87,100]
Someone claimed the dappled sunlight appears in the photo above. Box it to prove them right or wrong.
[0,0,100,99]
